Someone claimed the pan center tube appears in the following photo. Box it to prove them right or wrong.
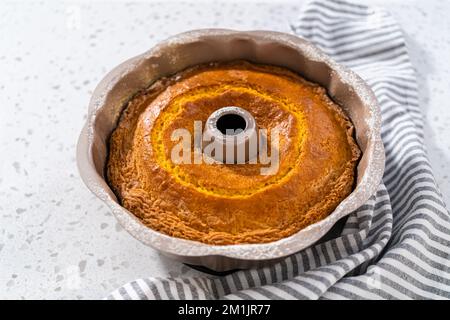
[203,106,260,164]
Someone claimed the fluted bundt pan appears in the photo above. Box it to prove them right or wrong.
[77,29,384,272]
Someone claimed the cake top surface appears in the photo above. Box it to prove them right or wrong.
[107,61,360,245]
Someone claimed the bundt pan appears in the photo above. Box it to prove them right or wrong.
[77,29,384,272]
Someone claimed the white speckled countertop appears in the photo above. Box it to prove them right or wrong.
[0,0,449,299]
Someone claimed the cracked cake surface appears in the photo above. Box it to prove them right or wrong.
[106,61,360,245]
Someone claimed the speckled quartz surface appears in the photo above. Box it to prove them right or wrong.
[0,0,449,300]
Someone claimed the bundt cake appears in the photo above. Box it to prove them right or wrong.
[106,61,360,245]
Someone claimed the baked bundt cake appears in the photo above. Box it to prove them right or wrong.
[106,61,360,245]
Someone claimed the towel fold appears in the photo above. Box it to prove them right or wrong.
[107,0,450,300]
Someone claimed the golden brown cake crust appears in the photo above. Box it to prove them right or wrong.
[106,61,361,245]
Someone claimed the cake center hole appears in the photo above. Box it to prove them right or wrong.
[216,114,247,135]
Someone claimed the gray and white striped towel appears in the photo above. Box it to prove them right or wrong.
[107,0,450,300]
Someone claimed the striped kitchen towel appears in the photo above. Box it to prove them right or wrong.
[107,0,450,300]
